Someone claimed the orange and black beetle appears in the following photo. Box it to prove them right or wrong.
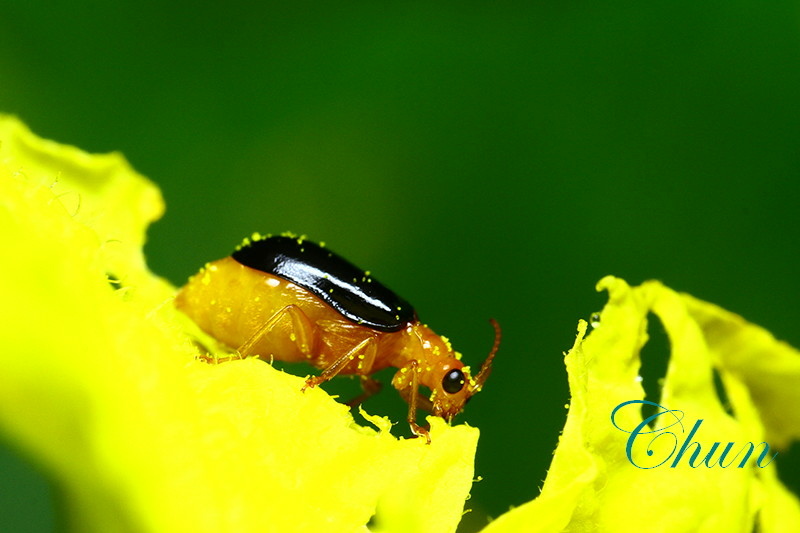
[175,234,500,443]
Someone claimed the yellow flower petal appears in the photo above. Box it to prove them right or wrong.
[681,294,800,449]
[5,114,798,532]
[0,116,477,533]
[483,277,800,532]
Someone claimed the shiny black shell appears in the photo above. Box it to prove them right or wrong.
[231,236,415,332]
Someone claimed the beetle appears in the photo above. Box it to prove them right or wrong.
[175,234,500,443]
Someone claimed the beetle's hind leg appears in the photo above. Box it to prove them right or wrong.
[194,334,246,364]
[235,304,315,360]
[346,376,383,408]
[302,336,377,391]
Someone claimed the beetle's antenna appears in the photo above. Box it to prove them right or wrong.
[471,318,501,393]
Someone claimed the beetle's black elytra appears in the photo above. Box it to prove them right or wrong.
[232,236,415,332]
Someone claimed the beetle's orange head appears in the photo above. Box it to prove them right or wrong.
[426,319,502,422]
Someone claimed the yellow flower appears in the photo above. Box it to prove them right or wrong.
[483,277,800,532]
[1,115,799,532]
[0,116,477,533]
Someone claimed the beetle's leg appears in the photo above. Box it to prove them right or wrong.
[346,376,383,408]
[302,336,376,391]
[286,305,315,358]
[197,352,234,364]
[196,339,240,364]
[199,306,313,364]
[237,304,315,358]
[391,360,432,444]
[406,360,432,444]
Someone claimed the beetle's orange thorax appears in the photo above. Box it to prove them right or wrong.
[390,324,464,387]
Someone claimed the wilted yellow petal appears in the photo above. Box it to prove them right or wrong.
[681,295,800,449]
[0,116,477,533]
[483,277,800,532]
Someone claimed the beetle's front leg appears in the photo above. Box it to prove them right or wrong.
[392,360,432,444]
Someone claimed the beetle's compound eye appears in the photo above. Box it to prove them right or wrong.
[442,369,465,394]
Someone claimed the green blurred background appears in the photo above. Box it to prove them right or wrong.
[1,1,799,531]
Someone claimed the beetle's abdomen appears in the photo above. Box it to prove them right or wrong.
[175,257,340,360]
[231,236,415,332]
